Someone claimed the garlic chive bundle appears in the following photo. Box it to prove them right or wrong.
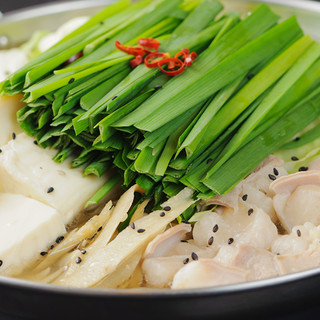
[2,0,320,223]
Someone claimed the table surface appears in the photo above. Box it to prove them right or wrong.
[0,0,320,319]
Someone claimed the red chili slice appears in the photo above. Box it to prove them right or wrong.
[138,38,160,51]
[144,52,170,68]
[130,55,144,68]
[115,40,145,57]
[158,58,185,76]
[174,50,188,62]
[185,52,198,66]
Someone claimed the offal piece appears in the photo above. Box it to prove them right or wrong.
[171,259,248,289]
[270,170,320,231]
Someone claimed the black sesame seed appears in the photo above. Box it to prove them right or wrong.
[159,212,165,217]
[68,77,75,84]
[181,219,191,224]
[130,222,135,229]
[247,73,254,80]
[0,260,2,267]
[56,236,64,244]
[297,229,301,237]
[97,226,102,232]
[137,228,146,233]
[81,249,86,254]
[154,84,162,90]
[208,236,214,246]
[12,132,16,140]
[268,174,277,181]
[212,224,219,233]
[291,156,299,161]
[163,206,171,211]
[40,251,48,256]
[47,187,54,193]
[191,252,198,261]
[206,158,213,164]
[248,208,254,216]
[228,238,234,245]
[33,140,38,145]
[50,245,54,250]
[242,194,248,201]
[111,95,118,101]
[298,166,308,172]
[294,137,300,141]
[75,257,82,264]
[183,258,189,264]
[180,239,188,243]
[0,149,2,153]
[273,168,279,176]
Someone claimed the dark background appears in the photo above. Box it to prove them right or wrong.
[1,0,66,13]
[0,0,320,319]
[1,0,320,13]
[1,0,57,13]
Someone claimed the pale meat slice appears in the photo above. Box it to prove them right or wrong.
[198,184,241,213]
[165,239,217,259]
[141,223,204,288]
[271,223,313,255]
[142,256,187,288]
[198,155,286,223]
[272,234,309,256]
[142,241,217,288]
[214,244,280,281]
[240,155,287,224]
[275,248,320,274]
[271,222,320,255]
[192,211,231,250]
[52,188,195,288]
[243,155,287,197]
[234,208,278,250]
[193,207,277,251]
[270,170,320,231]
[171,259,248,289]
[143,223,192,259]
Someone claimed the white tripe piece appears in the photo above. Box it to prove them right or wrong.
[0,16,88,82]
[0,49,28,82]
[0,193,65,276]
[38,17,89,53]
[0,133,108,225]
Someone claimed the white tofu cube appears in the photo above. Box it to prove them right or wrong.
[0,193,65,276]
[0,133,108,224]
